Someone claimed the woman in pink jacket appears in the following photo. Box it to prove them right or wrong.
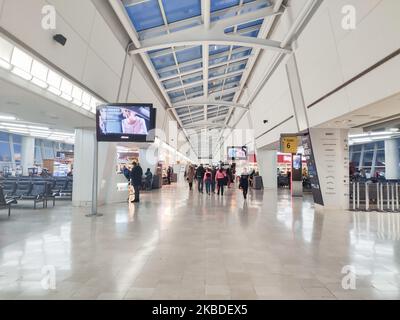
[215,168,226,196]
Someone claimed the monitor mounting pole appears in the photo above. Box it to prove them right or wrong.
[87,133,102,217]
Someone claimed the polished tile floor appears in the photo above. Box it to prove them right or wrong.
[0,182,400,300]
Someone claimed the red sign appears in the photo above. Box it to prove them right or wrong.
[278,154,292,163]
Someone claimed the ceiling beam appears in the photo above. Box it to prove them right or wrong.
[166,68,246,93]
[170,99,247,110]
[138,0,271,39]
[131,33,290,55]
[202,0,211,124]
[130,7,288,54]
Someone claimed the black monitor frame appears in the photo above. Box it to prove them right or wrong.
[96,103,157,143]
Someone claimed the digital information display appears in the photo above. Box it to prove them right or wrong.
[96,104,156,143]
[227,146,248,161]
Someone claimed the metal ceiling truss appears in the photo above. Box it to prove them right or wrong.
[110,0,293,157]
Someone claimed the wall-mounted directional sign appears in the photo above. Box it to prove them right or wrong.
[281,136,298,154]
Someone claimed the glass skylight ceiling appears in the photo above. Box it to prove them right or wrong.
[122,0,271,139]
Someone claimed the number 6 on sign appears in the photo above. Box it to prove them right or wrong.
[281,136,298,154]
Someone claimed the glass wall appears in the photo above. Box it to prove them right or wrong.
[350,138,400,177]
[0,131,74,172]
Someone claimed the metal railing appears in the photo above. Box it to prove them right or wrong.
[350,182,400,212]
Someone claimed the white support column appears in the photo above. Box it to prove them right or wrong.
[21,136,35,176]
[72,128,96,207]
[385,139,400,180]
[257,148,277,190]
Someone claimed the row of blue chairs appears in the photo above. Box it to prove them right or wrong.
[0,177,73,216]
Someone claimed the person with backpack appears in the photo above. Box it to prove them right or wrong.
[215,168,226,196]
[239,168,250,200]
[204,168,213,195]
[196,164,205,193]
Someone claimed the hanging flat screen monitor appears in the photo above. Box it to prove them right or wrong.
[96,104,156,142]
[227,146,248,161]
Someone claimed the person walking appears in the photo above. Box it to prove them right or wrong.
[211,167,217,194]
[187,165,195,191]
[144,168,153,191]
[130,161,143,203]
[196,164,205,193]
[226,167,232,188]
[239,168,250,200]
[215,168,226,196]
[204,168,212,195]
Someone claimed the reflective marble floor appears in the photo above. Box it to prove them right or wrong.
[0,183,400,300]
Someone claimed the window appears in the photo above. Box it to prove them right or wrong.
[35,145,42,164]
[351,152,361,165]
[0,141,11,162]
[362,151,374,167]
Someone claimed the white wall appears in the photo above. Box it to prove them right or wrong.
[296,0,400,127]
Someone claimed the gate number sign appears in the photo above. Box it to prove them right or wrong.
[282,136,298,154]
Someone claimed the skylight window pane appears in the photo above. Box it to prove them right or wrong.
[183,75,202,85]
[209,66,226,78]
[185,85,203,95]
[231,49,252,60]
[151,53,176,69]
[162,0,201,24]
[158,69,178,78]
[180,62,202,73]
[209,45,230,56]
[175,46,202,64]
[169,90,185,99]
[227,63,246,73]
[163,80,181,90]
[209,55,229,65]
[237,19,263,30]
[226,75,242,84]
[125,0,164,32]
[211,0,240,12]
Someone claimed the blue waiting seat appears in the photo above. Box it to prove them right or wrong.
[11,182,33,199]
[21,182,47,209]
[0,186,17,217]
[1,181,17,197]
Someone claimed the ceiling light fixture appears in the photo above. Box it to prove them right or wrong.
[0,115,17,121]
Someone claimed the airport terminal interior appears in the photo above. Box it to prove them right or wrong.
[0,0,400,300]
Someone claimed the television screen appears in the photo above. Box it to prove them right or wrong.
[227,146,248,160]
[96,104,156,142]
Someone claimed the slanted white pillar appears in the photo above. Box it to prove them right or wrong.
[309,128,350,210]
[257,148,277,190]
[385,139,400,180]
[72,128,96,207]
[21,136,35,176]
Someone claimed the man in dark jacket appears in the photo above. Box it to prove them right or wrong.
[130,161,143,203]
[196,164,205,193]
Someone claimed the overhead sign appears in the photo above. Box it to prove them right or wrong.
[281,136,298,154]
